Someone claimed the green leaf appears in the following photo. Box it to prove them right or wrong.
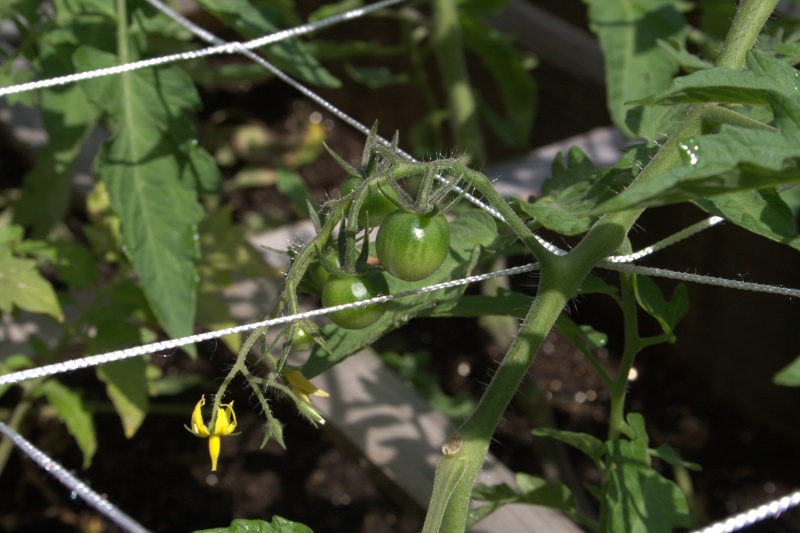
[0,247,64,322]
[308,0,364,22]
[650,443,701,470]
[13,22,101,237]
[193,0,340,88]
[470,473,582,527]
[38,380,97,468]
[556,315,609,350]
[344,63,408,88]
[697,188,800,252]
[593,90,800,226]
[75,46,215,356]
[302,209,496,377]
[0,225,24,246]
[15,241,100,289]
[656,37,714,73]
[193,517,314,533]
[96,357,149,439]
[427,288,531,319]
[513,148,633,235]
[462,16,536,148]
[581,0,686,139]
[577,273,621,298]
[633,276,688,337]
[86,280,157,332]
[544,146,600,196]
[86,304,153,438]
[633,50,800,106]
[532,427,605,466]
[604,413,690,532]
[773,355,800,386]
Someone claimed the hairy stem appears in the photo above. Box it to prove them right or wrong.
[422,1,777,530]
[716,0,779,70]
[431,0,484,163]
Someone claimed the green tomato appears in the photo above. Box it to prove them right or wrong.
[341,175,399,227]
[302,249,339,295]
[306,259,332,294]
[290,326,315,351]
[321,270,390,329]
[376,210,450,281]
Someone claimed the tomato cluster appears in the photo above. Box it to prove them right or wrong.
[306,153,453,330]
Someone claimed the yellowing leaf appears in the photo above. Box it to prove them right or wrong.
[0,248,63,322]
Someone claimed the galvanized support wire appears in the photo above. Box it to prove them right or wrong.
[0,421,151,533]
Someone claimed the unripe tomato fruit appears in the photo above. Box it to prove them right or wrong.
[321,270,390,329]
[341,175,399,227]
[306,258,332,294]
[376,210,450,281]
[291,326,315,351]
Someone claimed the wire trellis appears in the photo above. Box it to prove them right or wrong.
[1,1,799,532]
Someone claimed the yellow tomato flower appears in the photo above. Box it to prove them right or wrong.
[283,369,330,404]
[185,396,237,471]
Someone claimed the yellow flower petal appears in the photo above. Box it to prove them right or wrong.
[283,369,330,403]
[214,402,238,436]
[208,435,221,471]
[188,396,238,470]
[190,397,210,437]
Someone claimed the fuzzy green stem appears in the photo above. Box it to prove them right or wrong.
[402,17,444,150]
[422,2,776,530]
[116,0,129,64]
[431,0,484,163]
[423,268,573,532]
[607,272,640,442]
[716,0,779,70]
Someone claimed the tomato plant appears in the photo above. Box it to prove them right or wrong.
[341,174,399,227]
[376,209,450,281]
[320,270,390,329]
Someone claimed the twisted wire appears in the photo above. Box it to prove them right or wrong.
[0,262,540,387]
[603,262,800,297]
[691,489,800,533]
[3,254,797,388]
[0,421,151,533]
[0,0,404,97]
[605,216,725,263]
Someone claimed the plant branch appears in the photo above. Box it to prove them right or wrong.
[716,0,779,70]
[431,0,484,163]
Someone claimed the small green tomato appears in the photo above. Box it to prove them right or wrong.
[376,209,450,281]
[341,175,399,227]
[321,270,390,329]
[290,326,316,351]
